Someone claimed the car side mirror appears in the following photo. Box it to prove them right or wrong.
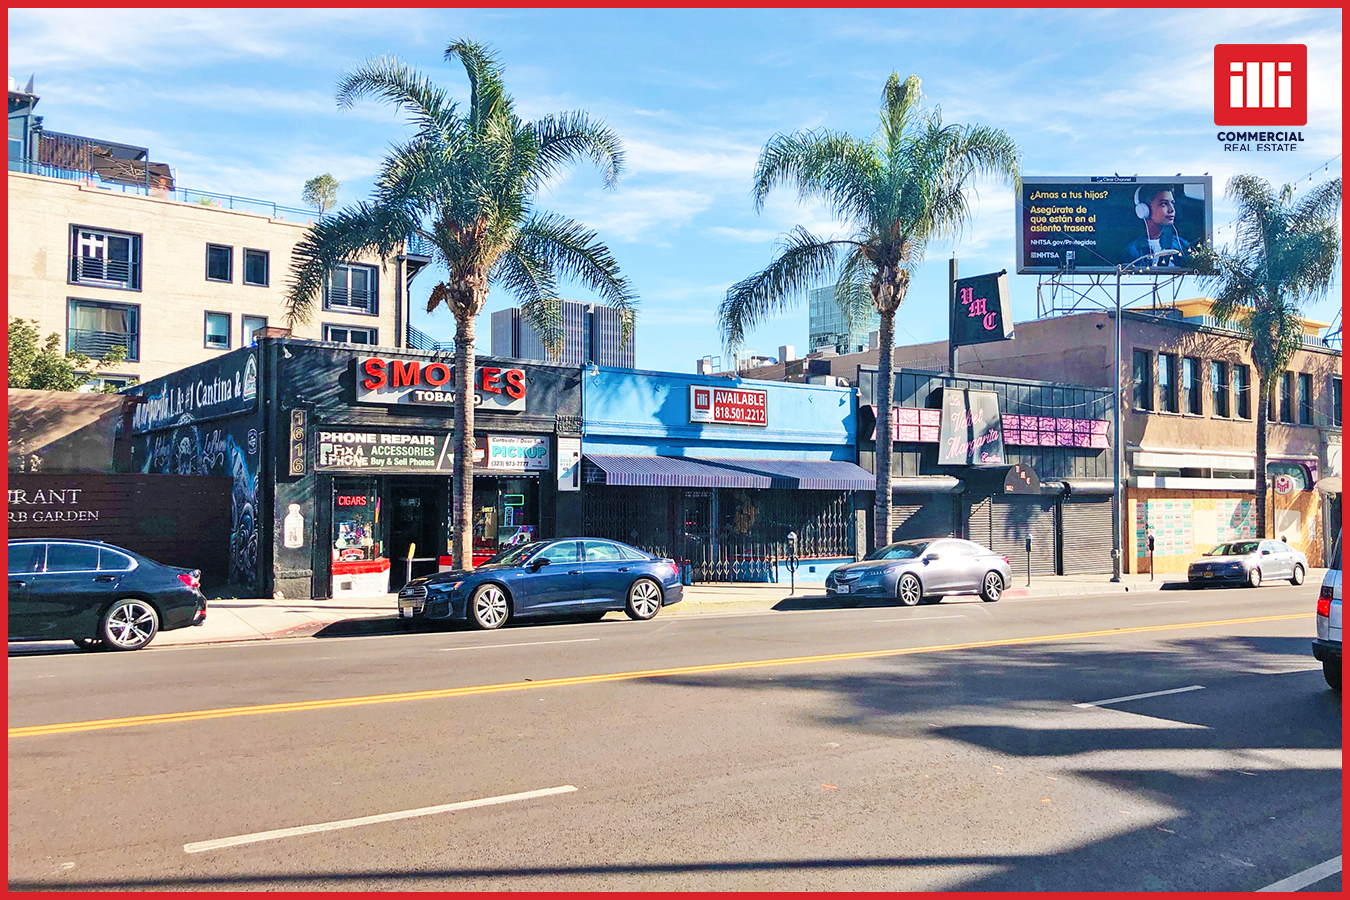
[530,557,551,571]
[1260,550,1270,555]
[923,552,940,562]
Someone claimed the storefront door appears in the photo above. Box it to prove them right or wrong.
[390,478,444,589]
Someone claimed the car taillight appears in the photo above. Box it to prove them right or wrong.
[1317,583,1333,618]
[178,571,200,591]
[1000,557,1010,565]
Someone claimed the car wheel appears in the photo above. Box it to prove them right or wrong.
[100,598,160,651]
[1289,564,1305,586]
[1323,659,1341,691]
[981,571,1005,602]
[72,637,104,651]
[896,573,922,607]
[1247,567,1262,589]
[469,584,510,630]
[625,578,663,620]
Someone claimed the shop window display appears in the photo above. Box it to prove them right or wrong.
[333,479,381,563]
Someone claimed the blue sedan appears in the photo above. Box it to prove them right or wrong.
[397,538,684,629]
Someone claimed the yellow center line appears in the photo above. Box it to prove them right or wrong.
[9,614,1307,738]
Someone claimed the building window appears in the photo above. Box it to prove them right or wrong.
[323,263,378,315]
[67,298,139,361]
[70,226,141,290]
[206,244,233,282]
[204,311,231,350]
[1158,352,1178,412]
[1334,377,1343,428]
[1211,361,1230,418]
[78,374,137,393]
[324,324,378,345]
[1298,373,1313,425]
[242,315,268,346]
[1235,365,1251,419]
[243,248,269,286]
[1131,350,1153,411]
[1279,372,1295,423]
[1183,357,1202,415]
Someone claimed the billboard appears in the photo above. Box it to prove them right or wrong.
[1016,176,1213,274]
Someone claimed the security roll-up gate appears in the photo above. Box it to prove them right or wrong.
[1059,495,1114,574]
[890,493,958,543]
[989,495,1058,577]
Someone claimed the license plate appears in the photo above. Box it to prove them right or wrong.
[400,606,422,618]
[1203,572,1214,578]
[835,584,850,594]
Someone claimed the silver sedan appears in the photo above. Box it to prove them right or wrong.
[1187,538,1308,588]
[825,538,1012,606]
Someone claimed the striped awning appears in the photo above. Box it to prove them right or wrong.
[582,455,875,491]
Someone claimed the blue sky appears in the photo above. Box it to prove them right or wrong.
[8,8,1342,372]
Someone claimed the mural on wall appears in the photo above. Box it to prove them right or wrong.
[1135,499,1195,557]
[130,349,261,590]
[1216,499,1257,543]
[140,420,259,587]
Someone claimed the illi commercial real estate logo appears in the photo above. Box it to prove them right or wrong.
[1214,44,1307,153]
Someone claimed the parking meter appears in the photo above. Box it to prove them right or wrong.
[1024,534,1032,586]
[1147,532,1156,580]
[786,531,799,595]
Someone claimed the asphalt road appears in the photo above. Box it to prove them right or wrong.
[8,583,1342,891]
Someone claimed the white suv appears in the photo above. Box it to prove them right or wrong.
[1313,531,1341,691]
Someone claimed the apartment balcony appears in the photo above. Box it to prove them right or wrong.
[68,329,138,362]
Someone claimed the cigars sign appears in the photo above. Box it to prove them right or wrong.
[355,357,527,411]
[689,385,768,426]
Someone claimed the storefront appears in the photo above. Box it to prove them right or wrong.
[579,368,874,582]
[857,367,1115,577]
[128,335,582,599]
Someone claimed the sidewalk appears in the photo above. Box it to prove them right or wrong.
[138,569,1277,649]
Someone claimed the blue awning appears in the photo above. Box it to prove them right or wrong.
[583,455,875,491]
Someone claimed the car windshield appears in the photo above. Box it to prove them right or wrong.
[485,542,543,567]
[1205,541,1260,557]
[865,542,926,561]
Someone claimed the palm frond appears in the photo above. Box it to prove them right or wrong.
[719,228,853,352]
[444,39,513,132]
[284,202,411,326]
[505,212,638,323]
[751,130,878,223]
[528,111,625,190]
[337,56,459,138]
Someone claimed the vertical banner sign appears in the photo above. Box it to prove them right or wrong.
[557,436,581,493]
[937,389,1005,466]
[288,409,307,476]
[952,271,1013,347]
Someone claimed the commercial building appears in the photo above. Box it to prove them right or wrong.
[7,81,423,387]
[490,299,636,368]
[808,284,880,354]
[776,297,1341,571]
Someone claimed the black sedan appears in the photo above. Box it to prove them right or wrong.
[398,538,684,629]
[8,539,207,651]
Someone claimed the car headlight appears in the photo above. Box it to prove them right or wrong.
[428,581,462,593]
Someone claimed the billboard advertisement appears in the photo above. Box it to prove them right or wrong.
[1016,176,1213,275]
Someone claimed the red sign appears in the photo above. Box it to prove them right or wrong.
[355,357,527,411]
[1214,44,1307,126]
[335,495,367,506]
[689,385,768,426]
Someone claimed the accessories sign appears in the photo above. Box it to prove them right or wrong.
[688,385,768,426]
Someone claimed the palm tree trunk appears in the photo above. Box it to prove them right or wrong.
[1254,370,1269,538]
[452,313,477,570]
[872,309,895,549]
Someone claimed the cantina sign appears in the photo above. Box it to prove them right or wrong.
[688,385,768,426]
[355,357,527,411]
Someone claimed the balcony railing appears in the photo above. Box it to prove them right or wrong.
[68,329,138,362]
[406,323,453,352]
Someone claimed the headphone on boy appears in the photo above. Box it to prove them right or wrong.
[1134,186,1152,220]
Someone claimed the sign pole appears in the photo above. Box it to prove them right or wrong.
[949,257,959,376]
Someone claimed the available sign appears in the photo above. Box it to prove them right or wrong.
[688,385,768,426]
[355,357,527,411]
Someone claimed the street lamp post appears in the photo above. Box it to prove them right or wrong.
[1111,250,1179,582]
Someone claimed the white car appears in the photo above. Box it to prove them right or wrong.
[1313,531,1341,692]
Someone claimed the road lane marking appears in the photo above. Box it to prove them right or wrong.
[1132,600,1192,606]
[1074,685,1204,708]
[875,615,967,623]
[1257,855,1341,892]
[183,785,578,854]
[437,639,600,652]
[8,613,1306,738]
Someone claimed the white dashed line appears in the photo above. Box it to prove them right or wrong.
[184,785,578,853]
[1074,685,1204,708]
[437,639,600,652]
[875,615,968,623]
[1257,855,1341,892]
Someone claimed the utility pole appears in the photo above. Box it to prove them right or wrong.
[948,257,959,375]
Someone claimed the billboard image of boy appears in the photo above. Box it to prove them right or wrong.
[1119,185,1192,267]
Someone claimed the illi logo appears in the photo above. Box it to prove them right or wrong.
[1214,44,1307,126]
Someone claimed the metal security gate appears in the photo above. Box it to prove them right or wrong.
[989,495,1058,578]
[890,493,957,543]
[1060,496,1114,574]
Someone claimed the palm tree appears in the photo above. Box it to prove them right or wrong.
[1198,174,1341,537]
[285,39,636,569]
[719,74,1020,549]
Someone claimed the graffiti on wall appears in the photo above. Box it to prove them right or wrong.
[1135,499,1195,557]
[141,419,259,587]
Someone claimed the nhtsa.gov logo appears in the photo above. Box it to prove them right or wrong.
[1214,44,1307,153]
